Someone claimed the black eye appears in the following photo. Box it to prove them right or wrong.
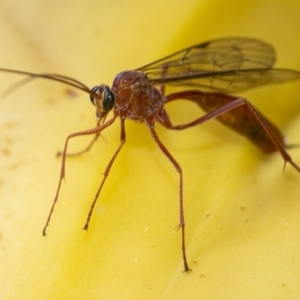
[90,86,99,105]
[103,88,115,112]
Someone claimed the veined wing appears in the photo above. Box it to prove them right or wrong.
[137,37,300,92]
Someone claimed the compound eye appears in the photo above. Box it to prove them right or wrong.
[90,86,99,105]
[102,88,115,112]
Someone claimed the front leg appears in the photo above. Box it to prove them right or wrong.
[43,116,117,236]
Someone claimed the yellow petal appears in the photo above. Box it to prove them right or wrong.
[1,0,300,299]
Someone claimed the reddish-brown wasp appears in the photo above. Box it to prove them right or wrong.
[1,37,300,272]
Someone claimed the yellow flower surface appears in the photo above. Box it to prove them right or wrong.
[1,0,300,299]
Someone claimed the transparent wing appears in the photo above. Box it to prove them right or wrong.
[136,37,300,92]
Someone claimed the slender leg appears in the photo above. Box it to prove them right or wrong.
[83,118,126,230]
[153,90,300,272]
[145,118,191,272]
[57,118,106,157]
[42,116,117,236]
[57,132,101,157]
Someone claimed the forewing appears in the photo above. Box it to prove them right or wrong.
[138,37,276,73]
[135,37,300,92]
